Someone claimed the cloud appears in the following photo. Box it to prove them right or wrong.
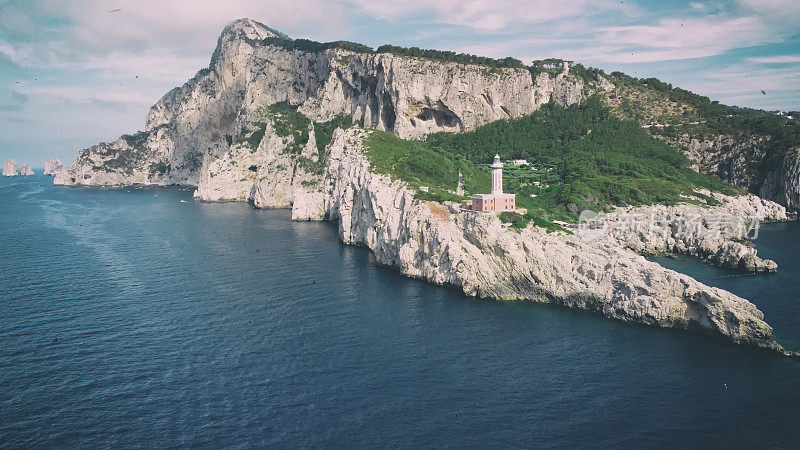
[0,89,28,111]
[589,15,782,63]
[747,55,800,64]
[1,0,799,165]
[0,1,349,76]
[344,0,631,34]
[455,15,777,65]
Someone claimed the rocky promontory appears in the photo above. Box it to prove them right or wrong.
[54,18,591,190]
[305,128,788,353]
[597,191,787,272]
[50,18,796,354]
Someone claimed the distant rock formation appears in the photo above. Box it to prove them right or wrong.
[3,160,17,176]
[18,164,34,176]
[44,158,65,176]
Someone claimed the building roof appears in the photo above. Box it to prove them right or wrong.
[472,193,515,199]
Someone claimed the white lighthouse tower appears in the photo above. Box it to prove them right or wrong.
[491,154,503,194]
[466,154,523,213]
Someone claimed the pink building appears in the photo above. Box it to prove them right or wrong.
[470,155,517,212]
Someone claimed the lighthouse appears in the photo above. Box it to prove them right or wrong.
[491,154,503,194]
[466,154,522,213]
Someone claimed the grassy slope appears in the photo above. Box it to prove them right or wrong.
[230,31,796,227]
[363,95,743,227]
[237,102,352,176]
[245,29,797,191]
[603,74,800,188]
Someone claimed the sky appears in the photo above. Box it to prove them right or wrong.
[1,0,799,166]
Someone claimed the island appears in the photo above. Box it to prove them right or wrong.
[52,19,799,355]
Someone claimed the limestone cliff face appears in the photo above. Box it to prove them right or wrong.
[192,118,322,208]
[3,160,17,176]
[55,18,589,191]
[306,128,787,353]
[760,149,800,211]
[657,132,800,212]
[18,164,34,176]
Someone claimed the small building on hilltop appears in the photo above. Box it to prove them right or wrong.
[462,155,524,213]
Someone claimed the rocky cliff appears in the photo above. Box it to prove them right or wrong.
[760,149,800,211]
[601,191,786,272]
[653,132,800,211]
[294,128,789,353]
[3,159,17,176]
[55,18,589,193]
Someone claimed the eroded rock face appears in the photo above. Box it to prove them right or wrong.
[291,189,325,221]
[44,158,65,176]
[318,128,786,353]
[18,164,33,176]
[601,191,787,272]
[192,119,322,206]
[760,149,800,212]
[3,160,17,176]
[660,132,800,212]
[55,18,591,189]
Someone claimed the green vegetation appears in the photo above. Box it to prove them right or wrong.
[314,114,353,154]
[528,59,568,78]
[605,73,800,189]
[121,131,148,149]
[267,102,311,154]
[609,72,800,143]
[240,122,266,151]
[363,131,488,204]
[376,44,525,69]
[363,95,743,229]
[260,36,373,54]
[236,102,353,176]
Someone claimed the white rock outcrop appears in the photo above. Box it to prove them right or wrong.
[291,189,326,221]
[3,159,17,176]
[44,158,65,176]
[18,164,34,176]
[599,191,787,272]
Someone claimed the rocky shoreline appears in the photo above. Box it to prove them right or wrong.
[50,18,798,355]
[284,128,792,355]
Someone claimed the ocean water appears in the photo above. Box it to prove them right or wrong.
[1,175,798,448]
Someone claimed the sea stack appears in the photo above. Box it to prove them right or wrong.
[3,159,17,176]
[19,164,34,176]
[44,158,65,176]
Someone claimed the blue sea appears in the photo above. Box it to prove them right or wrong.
[2,175,798,447]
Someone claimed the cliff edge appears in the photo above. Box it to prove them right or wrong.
[52,19,795,354]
